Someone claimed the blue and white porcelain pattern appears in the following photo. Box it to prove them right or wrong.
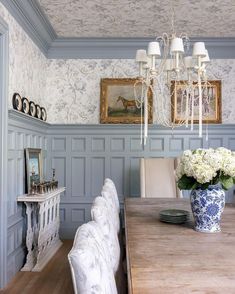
[190,185,225,233]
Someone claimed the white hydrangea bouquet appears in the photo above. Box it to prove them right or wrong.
[176,147,235,190]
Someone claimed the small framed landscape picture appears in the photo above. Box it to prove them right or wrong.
[25,148,43,193]
[100,78,153,124]
[171,80,222,124]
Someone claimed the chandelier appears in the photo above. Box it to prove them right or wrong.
[134,11,211,145]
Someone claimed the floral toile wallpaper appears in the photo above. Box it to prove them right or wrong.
[1,3,235,124]
[0,3,47,110]
[44,59,235,124]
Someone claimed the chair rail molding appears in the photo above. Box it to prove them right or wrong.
[0,15,9,289]
[1,0,235,59]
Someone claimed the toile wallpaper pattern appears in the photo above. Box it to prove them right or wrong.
[44,59,235,124]
[1,3,235,124]
[0,3,47,109]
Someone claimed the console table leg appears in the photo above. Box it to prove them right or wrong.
[21,203,37,271]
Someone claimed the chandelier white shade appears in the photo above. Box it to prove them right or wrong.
[135,27,211,145]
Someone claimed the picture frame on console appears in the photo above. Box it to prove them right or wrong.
[171,80,222,124]
[100,78,153,124]
[25,148,43,193]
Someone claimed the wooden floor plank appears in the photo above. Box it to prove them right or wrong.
[1,240,74,294]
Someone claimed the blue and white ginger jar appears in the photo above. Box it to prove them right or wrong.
[190,185,225,233]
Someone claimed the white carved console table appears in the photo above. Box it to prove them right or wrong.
[17,187,65,272]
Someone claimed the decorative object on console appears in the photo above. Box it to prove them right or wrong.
[171,80,222,124]
[12,93,23,111]
[134,8,212,144]
[29,101,36,117]
[25,148,43,194]
[22,97,30,114]
[100,78,153,124]
[176,148,235,233]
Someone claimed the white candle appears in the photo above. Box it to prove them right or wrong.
[198,76,202,137]
[144,90,148,145]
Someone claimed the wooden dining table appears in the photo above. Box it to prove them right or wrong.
[124,198,235,294]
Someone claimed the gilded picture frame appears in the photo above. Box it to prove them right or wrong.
[25,148,43,193]
[171,80,222,124]
[100,78,153,124]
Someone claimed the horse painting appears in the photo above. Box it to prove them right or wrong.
[117,96,137,111]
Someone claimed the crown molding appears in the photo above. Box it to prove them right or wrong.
[0,0,56,55]
[1,0,235,59]
[47,37,235,59]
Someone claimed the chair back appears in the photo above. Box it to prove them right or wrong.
[103,178,120,212]
[140,157,182,198]
[91,196,120,273]
[68,221,117,294]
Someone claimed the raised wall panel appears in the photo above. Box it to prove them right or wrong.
[7,158,16,217]
[59,208,66,222]
[111,138,125,152]
[91,157,105,196]
[16,133,24,150]
[72,138,86,152]
[110,157,125,196]
[150,138,164,152]
[52,137,66,151]
[71,208,86,222]
[71,157,85,197]
[8,130,15,151]
[130,157,140,197]
[52,157,66,188]
[189,138,203,150]
[228,138,235,151]
[91,138,105,152]
[25,134,31,148]
[17,158,24,196]
[169,138,184,152]
[130,138,143,151]
[7,231,15,256]
[208,138,223,148]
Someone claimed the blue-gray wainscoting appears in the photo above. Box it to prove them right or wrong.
[7,110,48,283]
[7,109,235,282]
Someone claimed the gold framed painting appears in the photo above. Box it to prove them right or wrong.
[171,80,222,124]
[100,78,153,124]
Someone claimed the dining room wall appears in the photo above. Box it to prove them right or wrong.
[0,2,47,109]
[43,58,235,124]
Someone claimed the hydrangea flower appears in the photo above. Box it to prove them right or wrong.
[176,148,235,190]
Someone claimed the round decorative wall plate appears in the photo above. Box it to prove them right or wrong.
[41,107,47,121]
[29,101,36,117]
[36,104,42,119]
[22,97,30,114]
[12,93,22,111]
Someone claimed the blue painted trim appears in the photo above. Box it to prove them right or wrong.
[0,15,9,289]
[0,0,56,56]
[1,1,235,59]
[48,37,235,59]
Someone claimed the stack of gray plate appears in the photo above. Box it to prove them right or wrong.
[159,209,189,224]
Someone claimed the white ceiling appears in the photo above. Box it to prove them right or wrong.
[38,0,235,38]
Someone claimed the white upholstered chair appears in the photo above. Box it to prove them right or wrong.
[68,221,117,294]
[91,196,120,273]
[101,188,120,233]
[140,157,182,198]
[103,178,120,213]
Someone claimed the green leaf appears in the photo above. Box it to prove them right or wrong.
[177,175,196,190]
[220,175,234,190]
